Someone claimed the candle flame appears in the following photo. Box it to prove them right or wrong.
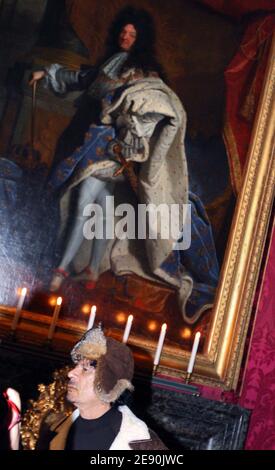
[181,328,192,339]
[116,312,126,323]
[49,296,57,306]
[57,297,62,306]
[81,304,91,314]
[148,321,158,332]
[21,287,27,296]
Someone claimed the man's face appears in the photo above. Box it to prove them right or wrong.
[118,23,137,51]
[67,359,98,406]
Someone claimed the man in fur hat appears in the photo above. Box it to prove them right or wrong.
[36,325,166,450]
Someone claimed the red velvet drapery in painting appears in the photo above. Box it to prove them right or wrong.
[199,0,275,192]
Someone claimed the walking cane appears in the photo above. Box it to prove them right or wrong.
[30,80,37,157]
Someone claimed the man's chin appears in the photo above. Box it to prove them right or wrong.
[67,389,77,403]
[120,44,130,51]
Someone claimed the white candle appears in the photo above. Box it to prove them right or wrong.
[11,287,27,332]
[47,297,62,340]
[153,323,167,366]
[87,305,97,330]
[122,314,133,343]
[187,331,201,374]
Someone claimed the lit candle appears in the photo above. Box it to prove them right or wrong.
[87,305,97,330]
[153,323,167,366]
[187,331,201,374]
[11,287,27,332]
[47,297,62,340]
[122,314,133,343]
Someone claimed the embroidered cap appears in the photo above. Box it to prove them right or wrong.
[71,325,134,403]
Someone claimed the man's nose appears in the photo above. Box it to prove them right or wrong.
[68,365,79,379]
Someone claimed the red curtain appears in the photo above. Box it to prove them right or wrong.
[198,1,275,192]
[239,220,275,449]
[198,0,275,18]
[223,15,275,192]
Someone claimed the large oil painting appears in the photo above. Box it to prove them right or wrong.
[0,0,274,388]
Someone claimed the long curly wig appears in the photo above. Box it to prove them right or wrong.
[101,6,165,79]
